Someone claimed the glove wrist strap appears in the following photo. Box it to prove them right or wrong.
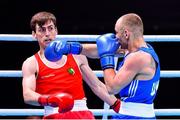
[67,42,82,54]
[110,99,121,113]
[110,99,119,109]
[100,55,114,70]
[38,95,49,106]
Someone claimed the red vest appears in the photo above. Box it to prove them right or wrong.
[35,53,85,100]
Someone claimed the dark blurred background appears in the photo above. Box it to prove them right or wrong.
[0,0,180,119]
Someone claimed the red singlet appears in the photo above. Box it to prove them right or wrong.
[35,53,85,100]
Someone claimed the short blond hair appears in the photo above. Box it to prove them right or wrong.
[121,13,144,35]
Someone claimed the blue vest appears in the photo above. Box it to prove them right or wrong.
[117,44,160,104]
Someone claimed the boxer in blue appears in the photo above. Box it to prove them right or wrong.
[96,13,160,119]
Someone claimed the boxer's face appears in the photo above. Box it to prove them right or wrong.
[33,20,58,49]
[115,20,128,49]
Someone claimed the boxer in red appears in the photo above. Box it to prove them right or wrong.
[22,11,120,119]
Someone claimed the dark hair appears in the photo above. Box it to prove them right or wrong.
[30,11,57,32]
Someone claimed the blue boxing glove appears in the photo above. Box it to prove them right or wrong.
[44,40,82,62]
[96,33,120,70]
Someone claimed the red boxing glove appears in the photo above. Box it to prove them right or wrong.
[38,93,74,113]
[48,93,74,113]
[110,99,121,113]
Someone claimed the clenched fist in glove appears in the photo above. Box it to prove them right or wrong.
[44,40,82,62]
[38,93,74,113]
[96,33,120,70]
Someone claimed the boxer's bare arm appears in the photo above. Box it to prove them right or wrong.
[22,56,41,106]
[81,44,125,58]
[81,44,99,58]
[75,55,117,106]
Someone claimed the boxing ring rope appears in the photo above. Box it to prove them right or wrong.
[0,34,180,117]
[0,109,180,116]
[1,70,180,78]
[1,34,180,42]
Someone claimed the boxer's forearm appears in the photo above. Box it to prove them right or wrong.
[81,44,99,58]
